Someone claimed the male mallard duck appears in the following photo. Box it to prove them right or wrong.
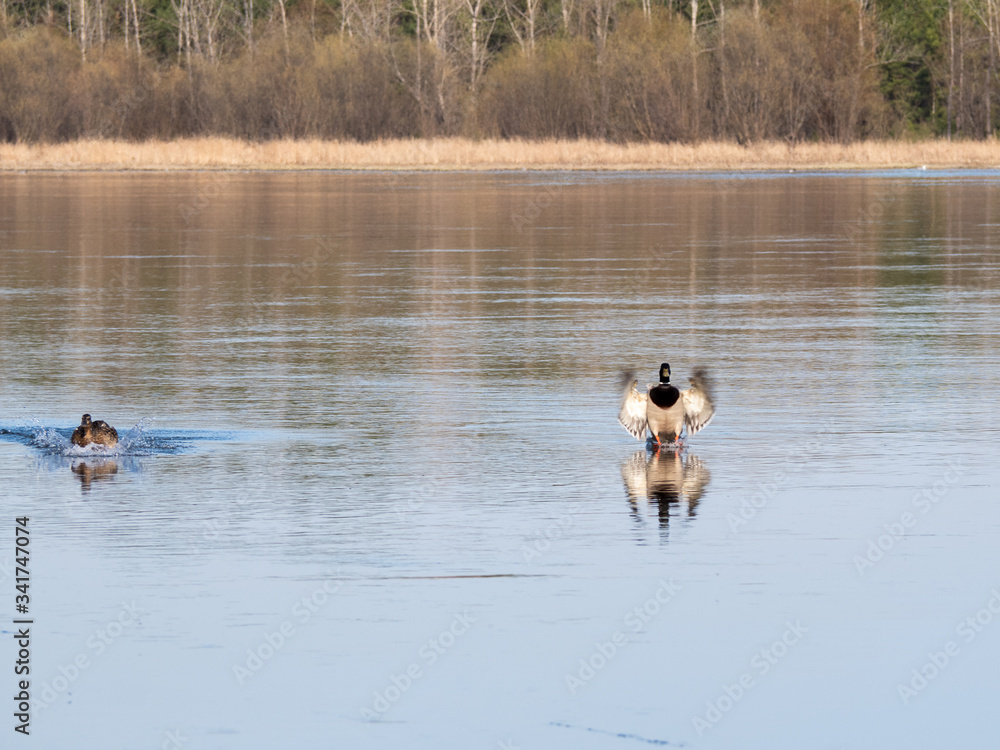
[619,363,715,447]
[621,448,712,527]
[71,414,119,448]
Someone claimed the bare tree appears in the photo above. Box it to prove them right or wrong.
[967,0,1000,134]
[67,0,75,51]
[133,0,142,52]
[948,0,955,138]
[389,0,459,127]
[503,0,541,55]
[171,0,199,63]
[588,0,615,53]
[275,0,289,59]
[123,0,143,53]
[238,0,255,51]
[638,0,649,23]
[96,0,105,46]
[343,0,397,41]
[79,0,88,58]
[463,0,500,92]
[169,0,228,62]
[561,0,575,32]
[410,0,460,49]
[690,0,699,124]
[429,0,460,115]
[856,0,868,52]
[719,0,729,125]
[990,0,997,133]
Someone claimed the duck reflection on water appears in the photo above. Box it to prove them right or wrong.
[620,448,711,536]
[71,457,119,492]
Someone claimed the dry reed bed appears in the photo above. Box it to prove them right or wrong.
[2,138,1000,171]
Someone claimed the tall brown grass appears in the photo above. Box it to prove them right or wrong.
[2,137,999,171]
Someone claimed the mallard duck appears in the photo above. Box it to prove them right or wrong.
[619,363,715,447]
[72,458,119,492]
[621,448,712,527]
[71,414,119,448]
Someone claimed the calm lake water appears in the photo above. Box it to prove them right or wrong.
[1,170,998,749]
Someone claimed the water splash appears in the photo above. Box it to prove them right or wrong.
[115,418,174,455]
[8,417,177,457]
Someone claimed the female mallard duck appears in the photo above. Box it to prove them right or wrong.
[619,363,715,447]
[71,414,119,448]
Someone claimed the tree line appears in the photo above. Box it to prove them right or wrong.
[1,0,999,143]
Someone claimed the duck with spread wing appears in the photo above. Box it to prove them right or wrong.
[619,363,715,448]
[71,414,119,448]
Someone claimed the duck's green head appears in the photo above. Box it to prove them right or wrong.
[659,363,671,383]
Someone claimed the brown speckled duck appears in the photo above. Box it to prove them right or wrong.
[71,414,119,448]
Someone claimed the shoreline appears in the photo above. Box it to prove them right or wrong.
[2,137,1000,172]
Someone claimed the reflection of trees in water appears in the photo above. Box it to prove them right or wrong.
[71,458,119,492]
[620,449,711,538]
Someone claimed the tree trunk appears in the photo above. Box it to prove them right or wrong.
[132,0,142,54]
[561,0,573,32]
[416,5,424,118]
[691,0,699,137]
[243,0,254,50]
[97,0,104,47]
[434,0,447,122]
[79,0,87,59]
[528,0,536,53]
[720,0,729,130]
[958,5,964,136]
[470,2,478,88]
[275,0,290,60]
[948,0,954,140]
[503,0,538,55]
[989,0,998,135]
[857,0,865,52]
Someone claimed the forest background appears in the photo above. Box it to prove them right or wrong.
[1,0,999,146]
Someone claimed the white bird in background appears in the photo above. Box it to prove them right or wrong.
[618,363,715,448]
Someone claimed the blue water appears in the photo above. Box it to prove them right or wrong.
[1,171,998,749]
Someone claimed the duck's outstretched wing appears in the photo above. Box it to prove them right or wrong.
[92,420,118,440]
[681,455,712,503]
[618,372,649,440]
[620,450,649,504]
[681,367,715,437]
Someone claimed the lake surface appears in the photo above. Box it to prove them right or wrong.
[1,170,998,749]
